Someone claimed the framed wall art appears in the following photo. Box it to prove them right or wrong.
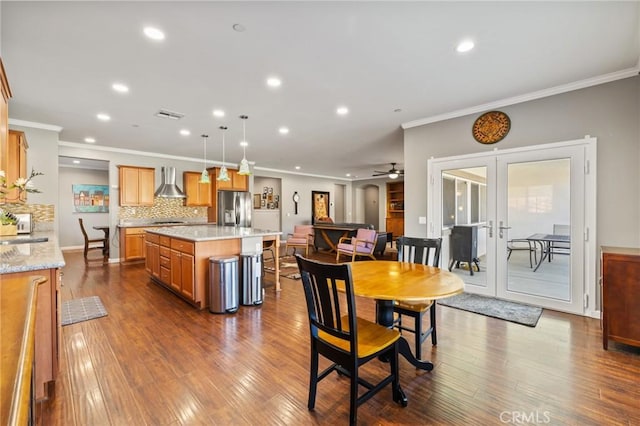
[72,184,109,213]
[311,191,330,224]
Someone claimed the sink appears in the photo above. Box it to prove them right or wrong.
[0,236,49,245]
[153,221,185,225]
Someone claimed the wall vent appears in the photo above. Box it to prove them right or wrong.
[154,109,185,120]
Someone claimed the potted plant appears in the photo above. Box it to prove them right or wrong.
[0,209,18,236]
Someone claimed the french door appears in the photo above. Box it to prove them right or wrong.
[428,139,596,315]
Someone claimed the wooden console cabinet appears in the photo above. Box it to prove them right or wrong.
[601,246,640,350]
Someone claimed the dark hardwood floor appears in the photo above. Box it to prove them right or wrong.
[39,250,640,425]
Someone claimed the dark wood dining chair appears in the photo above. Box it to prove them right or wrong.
[393,236,442,360]
[295,254,406,425]
[78,218,107,261]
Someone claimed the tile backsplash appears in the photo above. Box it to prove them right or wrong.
[0,203,56,231]
[119,198,208,220]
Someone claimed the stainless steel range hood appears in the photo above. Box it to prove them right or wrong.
[154,166,186,198]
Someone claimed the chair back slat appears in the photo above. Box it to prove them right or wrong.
[397,236,442,267]
[78,218,89,240]
[296,255,358,352]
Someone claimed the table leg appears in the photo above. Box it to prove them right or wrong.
[376,300,434,371]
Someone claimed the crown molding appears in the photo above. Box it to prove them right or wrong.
[253,166,351,182]
[402,67,640,129]
[8,118,63,132]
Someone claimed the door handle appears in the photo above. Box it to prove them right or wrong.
[481,220,493,238]
[498,221,511,239]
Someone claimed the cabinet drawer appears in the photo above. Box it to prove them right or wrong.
[171,239,195,255]
[160,236,171,247]
[160,246,171,258]
[145,233,159,244]
[125,227,145,235]
[159,256,171,268]
[160,267,171,283]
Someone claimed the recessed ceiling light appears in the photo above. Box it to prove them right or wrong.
[112,83,129,93]
[73,160,80,164]
[279,127,289,135]
[267,77,282,88]
[97,113,111,121]
[232,24,246,32]
[336,106,349,116]
[456,40,475,53]
[346,173,351,177]
[179,129,190,136]
[295,166,301,170]
[143,26,165,41]
[240,141,248,147]
[84,137,96,143]
[213,109,225,118]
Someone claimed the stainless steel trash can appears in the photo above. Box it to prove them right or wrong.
[240,252,263,306]
[209,256,239,313]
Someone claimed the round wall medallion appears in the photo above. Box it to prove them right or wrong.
[472,111,511,144]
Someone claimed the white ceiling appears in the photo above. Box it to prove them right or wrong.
[2,2,639,179]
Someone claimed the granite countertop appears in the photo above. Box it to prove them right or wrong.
[117,218,209,228]
[145,225,282,242]
[0,231,66,274]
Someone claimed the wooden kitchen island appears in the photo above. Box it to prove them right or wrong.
[144,225,282,309]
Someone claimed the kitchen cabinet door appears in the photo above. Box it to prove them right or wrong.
[2,130,28,202]
[123,228,146,261]
[119,165,155,206]
[214,168,248,191]
[183,171,212,206]
[145,240,160,278]
[179,253,195,300]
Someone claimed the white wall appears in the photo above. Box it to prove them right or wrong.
[58,166,109,247]
[9,125,60,231]
[404,76,640,251]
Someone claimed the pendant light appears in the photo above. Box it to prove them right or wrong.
[199,134,210,184]
[238,115,251,175]
[217,126,230,182]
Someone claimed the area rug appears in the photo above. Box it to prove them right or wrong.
[61,296,108,326]
[264,255,301,280]
[438,293,543,327]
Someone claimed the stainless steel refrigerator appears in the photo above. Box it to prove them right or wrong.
[218,191,252,227]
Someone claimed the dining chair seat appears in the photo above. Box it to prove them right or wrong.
[394,299,434,314]
[319,315,401,358]
[78,218,107,262]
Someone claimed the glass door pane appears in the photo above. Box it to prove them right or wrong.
[505,159,571,300]
[432,163,495,296]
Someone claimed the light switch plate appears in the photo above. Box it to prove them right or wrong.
[418,216,427,225]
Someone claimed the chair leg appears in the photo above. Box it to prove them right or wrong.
[308,350,319,410]
[414,312,422,360]
[430,304,437,345]
[349,368,358,426]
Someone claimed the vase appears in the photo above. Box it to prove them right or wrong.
[0,224,17,236]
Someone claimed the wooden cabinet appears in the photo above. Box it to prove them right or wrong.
[213,167,248,191]
[386,181,404,238]
[144,233,160,278]
[118,165,155,206]
[1,130,28,202]
[601,246,640,350]
[121,227,146,261]
[0,59,12,197]
[4,268,61,401]
[183,171,212,206]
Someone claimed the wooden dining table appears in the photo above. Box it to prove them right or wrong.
[347,260,464,371]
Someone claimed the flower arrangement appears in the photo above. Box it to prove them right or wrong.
[0,168,44,201]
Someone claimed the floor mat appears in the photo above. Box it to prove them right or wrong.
[61,296,108,326]
[438,293,542,327]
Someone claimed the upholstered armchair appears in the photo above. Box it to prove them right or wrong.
[336,228,378,262]
[285,225,314,256]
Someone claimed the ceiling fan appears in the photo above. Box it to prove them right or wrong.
[373,163,404,179]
